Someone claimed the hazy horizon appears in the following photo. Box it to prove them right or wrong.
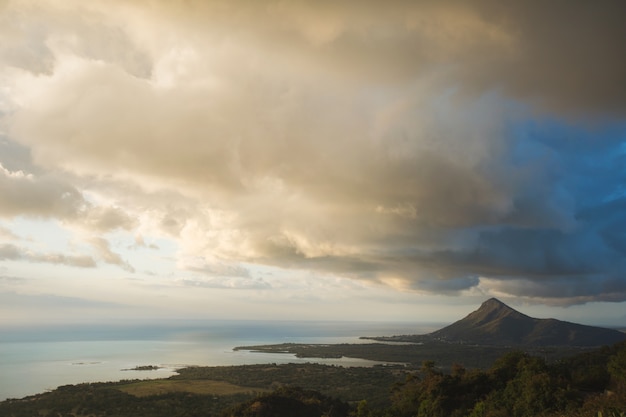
[1,298,623,330]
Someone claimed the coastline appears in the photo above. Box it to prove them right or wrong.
[0,320,432,401]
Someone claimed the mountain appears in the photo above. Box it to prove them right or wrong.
[427,298,626,347]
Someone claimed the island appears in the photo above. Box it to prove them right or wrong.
[121,365,162,371]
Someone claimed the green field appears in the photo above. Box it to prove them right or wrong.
[117,379,270,397]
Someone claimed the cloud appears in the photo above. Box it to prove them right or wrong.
[0,163,85,218]
[0,275,27,285]
[0,162,137,236]
[1,0,625,306]
[179,277,271,290]
[0,242,96,267]
[27,252,97,268]
[465,0,626,116]
[89,237,135,273]
[0,0,151,77]
[0,225,18,240]
[412,276,481,295]
[131,0,626,116]
[132,235,158,250]
[479,276,626,307]
[181,259,251,278]
[0,244,20,260]
[80,205,136,233]
[0,135,37,174]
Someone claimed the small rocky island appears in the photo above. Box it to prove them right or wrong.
[122,365,162,371]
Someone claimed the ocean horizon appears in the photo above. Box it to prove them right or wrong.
[0,320,440,401]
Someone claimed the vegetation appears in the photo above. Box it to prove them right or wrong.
[222,386,350,417]
[121,365,162,371]
[117,378,269,397]
[235,341,594,370]
[0,382,254,417]
[385,341,626,417]
[1,341,624,417]
[173,363,404,408]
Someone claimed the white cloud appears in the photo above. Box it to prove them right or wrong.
[0,242,96,267]
[179,277,271,290]
[89,237,135,273]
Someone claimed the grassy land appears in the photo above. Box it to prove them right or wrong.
[172,363,404,408]
[117,379,269,397]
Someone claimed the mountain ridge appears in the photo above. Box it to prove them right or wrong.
[371,298,626,347]
[429,298,626,346]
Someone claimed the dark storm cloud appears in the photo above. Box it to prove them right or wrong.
[467,0,626,115]
[2,0,626,305]
[151,0,626,115]
[411,276,481,295]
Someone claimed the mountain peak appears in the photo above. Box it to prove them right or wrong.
[465,298,528,326]
[427,298,626,346]
[479,298,509,310]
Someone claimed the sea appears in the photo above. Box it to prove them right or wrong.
[0,320,438,401]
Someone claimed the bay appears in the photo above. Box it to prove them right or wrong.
[0,320,437,401]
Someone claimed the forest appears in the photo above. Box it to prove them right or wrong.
[0,340,624,417]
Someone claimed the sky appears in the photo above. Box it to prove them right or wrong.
[1,0,626,327]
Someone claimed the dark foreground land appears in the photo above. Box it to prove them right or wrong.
[1,340,625,417]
